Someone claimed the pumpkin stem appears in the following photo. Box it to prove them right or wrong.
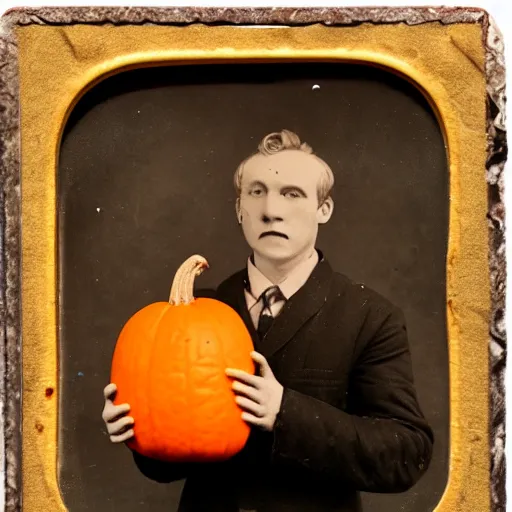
[169,255,209,305]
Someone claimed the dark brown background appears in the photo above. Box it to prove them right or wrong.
[57,62,449,512]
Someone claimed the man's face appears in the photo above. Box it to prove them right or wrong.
[237,150,333,263]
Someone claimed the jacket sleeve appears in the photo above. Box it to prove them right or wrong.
[269,303,434,493]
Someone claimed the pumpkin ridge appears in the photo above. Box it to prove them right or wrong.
[146,303,171,454]
[146,308,162,455]
[188,304,216,457]
[191,305,213,458]
[210,305,234,457]
[170,307,191,460]
[185,307,193,459]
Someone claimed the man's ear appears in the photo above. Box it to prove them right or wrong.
[317,197,334,224]
[235,197,242,224]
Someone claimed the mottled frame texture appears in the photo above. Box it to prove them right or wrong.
[0,6,506,512]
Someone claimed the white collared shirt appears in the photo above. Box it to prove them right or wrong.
[244,250,319,329]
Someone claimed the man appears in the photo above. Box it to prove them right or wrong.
[102,129,434,511]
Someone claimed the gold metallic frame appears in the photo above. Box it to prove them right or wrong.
[0,6,506,512]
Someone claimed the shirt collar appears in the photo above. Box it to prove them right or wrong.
[245,249,319,305]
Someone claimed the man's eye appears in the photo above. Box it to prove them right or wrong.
[250,189,263,196]
[284,190,301,199]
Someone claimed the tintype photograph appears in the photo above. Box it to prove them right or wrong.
[0,7,504,512]
[59,62,448,512]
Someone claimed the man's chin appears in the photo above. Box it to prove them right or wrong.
[253,244,293,263]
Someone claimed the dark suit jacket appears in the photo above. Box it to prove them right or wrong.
[132,250,434,511]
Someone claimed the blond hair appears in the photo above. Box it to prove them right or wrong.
[233,129,335,204]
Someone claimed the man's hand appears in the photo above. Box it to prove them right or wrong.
[226,351,284,432]
[102,383,135,443]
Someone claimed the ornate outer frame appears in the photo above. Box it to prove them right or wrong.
[0,6,506,512]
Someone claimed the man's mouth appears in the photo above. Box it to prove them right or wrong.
[259,231,289,240]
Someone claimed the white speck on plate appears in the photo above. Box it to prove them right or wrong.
[96,207,101,213]
[312,84,320,90]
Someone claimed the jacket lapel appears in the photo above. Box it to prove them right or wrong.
[215,252,334,359]
[237,271,260,349]
[261,254,333,358]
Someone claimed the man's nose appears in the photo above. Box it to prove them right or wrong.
[262,213,283,223]
[261,194,284,223]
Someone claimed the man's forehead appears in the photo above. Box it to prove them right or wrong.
[241,150,324,183]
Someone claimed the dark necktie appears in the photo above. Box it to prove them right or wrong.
[257,285,285,339]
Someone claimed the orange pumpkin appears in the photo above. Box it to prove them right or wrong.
[110,254,255,463]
